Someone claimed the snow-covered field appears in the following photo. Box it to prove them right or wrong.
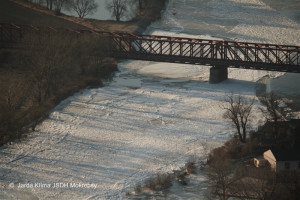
[0,0,299,199]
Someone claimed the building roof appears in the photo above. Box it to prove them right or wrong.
[270,148,300,161]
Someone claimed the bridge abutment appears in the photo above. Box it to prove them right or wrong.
[209,66,228,84]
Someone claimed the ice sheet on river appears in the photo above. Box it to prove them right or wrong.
[0,63,281,199]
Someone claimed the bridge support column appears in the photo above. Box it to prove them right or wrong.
[209,65,228,84]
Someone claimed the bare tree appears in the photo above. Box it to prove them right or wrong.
[106,0,129,21]
[208,158,239,200]
[67,0,98,18]
[223,94,255,143]
[45,0,54,10]
[259,92,293,143]
[233,168,276,200]
[28,0,44,6]
[53,0,67,13]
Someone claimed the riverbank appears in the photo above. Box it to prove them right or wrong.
[0,34,118,146]
[8,0,168,33]
[0,0,169,145]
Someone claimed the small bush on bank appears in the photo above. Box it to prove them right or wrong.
[144,173,173,191]
[133,183,142,194]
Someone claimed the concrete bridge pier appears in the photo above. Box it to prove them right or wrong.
[209,65,228,84]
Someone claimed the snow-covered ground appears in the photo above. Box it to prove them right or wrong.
[0,0,299,199]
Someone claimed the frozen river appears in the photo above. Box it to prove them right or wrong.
[0,0,299,199]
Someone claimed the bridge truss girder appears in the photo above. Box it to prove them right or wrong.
[110,33,300,72]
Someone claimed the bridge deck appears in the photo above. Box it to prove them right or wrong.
[1,23,299,73]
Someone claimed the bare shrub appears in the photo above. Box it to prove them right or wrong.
[0,106,12,144]
[209,136,264,161]
[1,71,31,111]
[134,183,142,194]
[144,173,173,191]
[208,145,229,164]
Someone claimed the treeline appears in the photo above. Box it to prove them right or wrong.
[25,0,69,13]
[23,0,98,17]
[22,0,168,21]
[0,32,117,145]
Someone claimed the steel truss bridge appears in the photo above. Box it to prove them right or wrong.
[1,23,300,73]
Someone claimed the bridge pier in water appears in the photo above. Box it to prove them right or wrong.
[209,65,228,84]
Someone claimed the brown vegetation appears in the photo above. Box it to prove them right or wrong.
[130,156,199,195]
[144,173,173,191]
[0,32,117,145]
[132,173,173,195]
[0,0,168,146]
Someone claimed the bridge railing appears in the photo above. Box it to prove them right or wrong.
[110,33,300,72]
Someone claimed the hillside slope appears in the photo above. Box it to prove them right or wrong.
[0,0,85,29]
